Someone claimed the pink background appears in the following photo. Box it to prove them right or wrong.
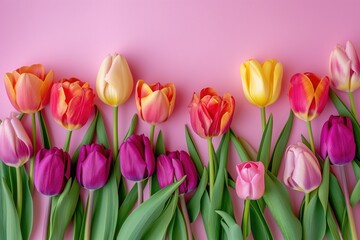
[1,1,360,239]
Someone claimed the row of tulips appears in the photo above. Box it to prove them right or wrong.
[0,40,359,240]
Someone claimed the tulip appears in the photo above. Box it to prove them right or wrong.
[320,115,356,165]
[329,41,360,92]
[235,161,265,200]
[283,142,322,193]
[4,64,54,113]
[135,80,176,124]
[240,59,283,107]
[34,147,71,196]
[120,134,155,181]
[96,53,134,106]
[0,114,33,167]
[188,87,235,138]
[288,72,330,121]
[50,78,95,130]
[157,150,198,194]
[76,144,112,190]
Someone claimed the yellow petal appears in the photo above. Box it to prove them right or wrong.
[240,62,256,105]
[249,60,268,107]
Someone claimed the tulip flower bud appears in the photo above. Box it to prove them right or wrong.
[329,41,360,92]
[135,80,176,124]
[34,147,71,196]
[4,64,54,114]
[320,115,356,165]
[50,78,95,130]
[283,142,322,193]
[76,144,112,190]
[235,161,265,200]
[157,151,198,194]
[188,87,235,138]
[96,53,134,106]
[120,134,155,181]
[288,72,330,121]
[240,59,283,107]
[0,114,33,167]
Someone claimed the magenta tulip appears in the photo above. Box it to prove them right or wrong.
[76,144,112,190]
[157,151,198,194]
[320,115,356,165]
[34,147,71,196]
[120,134,155,181]
[283,142,322,193]
[235,161,265,200]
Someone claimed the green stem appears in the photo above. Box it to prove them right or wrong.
[304,193,310,211]
[149,124,155,148]
[207,137,214,200]
[339,165,358,240]
[180,195,193,240]
[30,113,36,193]
[63,130,73,152]
[348,91,358,121]
[43,197,52,240]
[113,106,119,161]
[242,199,251,239]
[84,191,94,240]
[16,167,23,219]
[306,121,315,153]
[137,181,143,206]
[260,107,266,132]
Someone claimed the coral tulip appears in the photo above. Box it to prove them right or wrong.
[34,147,71,196]
[119,134,155,181]
[96,53,134,106]
[188,87,235,138]
[235,161,265,200]
[283,142,322,193]
[0,114,33,167]
[4,64,53,113]
[135,80,176,124]
[76,144,112,190]
[50,78,95,130]
[288,72,330,121]
[329,41,360,92]
[320,115,356,165]
[157,151,198,194]
[240,59,283,107]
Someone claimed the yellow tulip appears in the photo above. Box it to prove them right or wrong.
[240,59,283,107]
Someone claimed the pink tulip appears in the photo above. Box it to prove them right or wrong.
[50,78,95,130]
[235,161,265,200]
[188,87,235,138]
[135,80,176,124]
[4,64,54,113]
[0,114,33,167]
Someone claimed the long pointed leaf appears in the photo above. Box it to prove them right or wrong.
[250,200,273,240]
[123,114,138,141]
[216,210,243,240]
[230,130,250,162]
[38,110,52,149]
[20,167,33,240]
[187,168,208,222]
[257,115,273,169]
[185,125,204,175]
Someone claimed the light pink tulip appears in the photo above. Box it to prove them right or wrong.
[235,161,265,200]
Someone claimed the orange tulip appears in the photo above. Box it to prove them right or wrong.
[50,78,95,130]
[135,80,176,124]
[4,64,53,113]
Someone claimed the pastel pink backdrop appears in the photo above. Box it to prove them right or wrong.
[1,1,360,239]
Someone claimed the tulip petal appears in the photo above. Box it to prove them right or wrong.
[39,70,54,109]
[329,47,351,91]
[345,41,360,74]
[268,61,283,106]
[15,74,43,113]
[140,90,170,124]
[4,73,18,110]
[240,62,256,106]
[249,60,268,107]
[312,76,330,119]
[157,155,175,188]
[172,158,187,194]
[289,73,314,120]
[327,124,356,165]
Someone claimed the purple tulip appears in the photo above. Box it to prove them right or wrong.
[120,134,155,181]
[283,142,322,193]
[157,150,198,194]
[0,114,33,167]
[76,144,112,190]
[34,147,71,196]
[320,115,356,165]
[235,161,265,200]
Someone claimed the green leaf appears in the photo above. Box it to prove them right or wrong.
[216,210,243,240]
[352,159,360,179]
[303,195,326,240]
[155,130,166,156]
[123,114,138,141]
[318,158,330,212]
[38,110,52,149]
[270,111,293,176]
[350,179,360,206]
[325,204,341,240]
[116,182,139,233]
[221,173,234,218]
[257,115,273,169]
[20,167,33,240]
[263,172,302,240]
[201,191,210,236]
[187,168,208,222]
[96,109,110,148]
[185,125,204,175]
[73,199,84,240]
[117,177,185,240]
[168,207,188,240]
[230,130,251,162]
[91,171,119,239]
[250,200,273,240]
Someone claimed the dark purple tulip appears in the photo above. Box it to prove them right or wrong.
[320,115,356,165]
[157,150,198,194]
[34,147,71,196]
[76,144,112,190]
[120,134,155,181]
